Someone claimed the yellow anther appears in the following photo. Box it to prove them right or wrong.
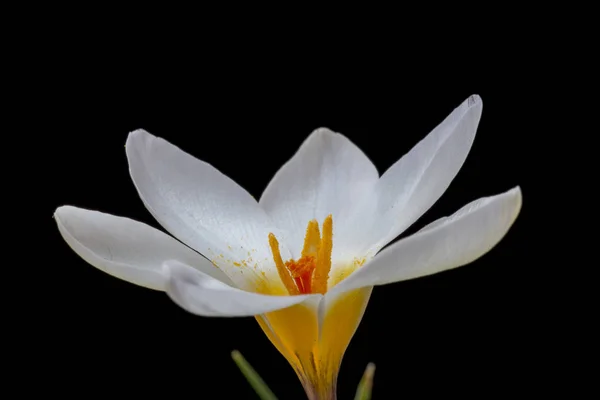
[268,215,333,295]
[301,219,321,258]
[312,214,333,294]
[268,233,299,295]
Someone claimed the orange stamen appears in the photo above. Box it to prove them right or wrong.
[301,219,321,258]
[268,215,333,295]
[312,214,332,294]
[269,233,299,295]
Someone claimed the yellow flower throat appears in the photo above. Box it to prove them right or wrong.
[268,215,333,295]
[257,215,371,399]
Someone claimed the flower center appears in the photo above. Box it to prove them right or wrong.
[268,215,333,295]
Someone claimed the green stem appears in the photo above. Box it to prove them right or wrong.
[231,350,278,400]
[354,363,376,400]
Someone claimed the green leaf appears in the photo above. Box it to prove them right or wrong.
[231,350,278,400]
[354,362,376,400]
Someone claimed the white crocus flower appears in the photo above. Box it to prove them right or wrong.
[55,95,521,400]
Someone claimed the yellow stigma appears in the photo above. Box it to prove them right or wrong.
[268,215,333,295]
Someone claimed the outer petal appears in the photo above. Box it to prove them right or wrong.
[126,129,289,290]
[54,206,231,290]
[330,186,522,295]
[345,95,483,256]
[259,128,378,259]
[165,260,320,317]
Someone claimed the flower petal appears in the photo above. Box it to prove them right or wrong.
[345,95,483,256]
[259,128,378,259]
[54,206,231,290]
[330,186,522,295]
[165,260,320,317]
[126,129,289,289]
[255,286,372,397]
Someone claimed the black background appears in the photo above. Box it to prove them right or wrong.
[37,42,541,399]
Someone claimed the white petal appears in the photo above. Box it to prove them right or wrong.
[330,186,522,295]
[126,129,289,289]
[165,260,320,317]
[54,206,231,290]
[259,128,378,259]
[345,95,483,256]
